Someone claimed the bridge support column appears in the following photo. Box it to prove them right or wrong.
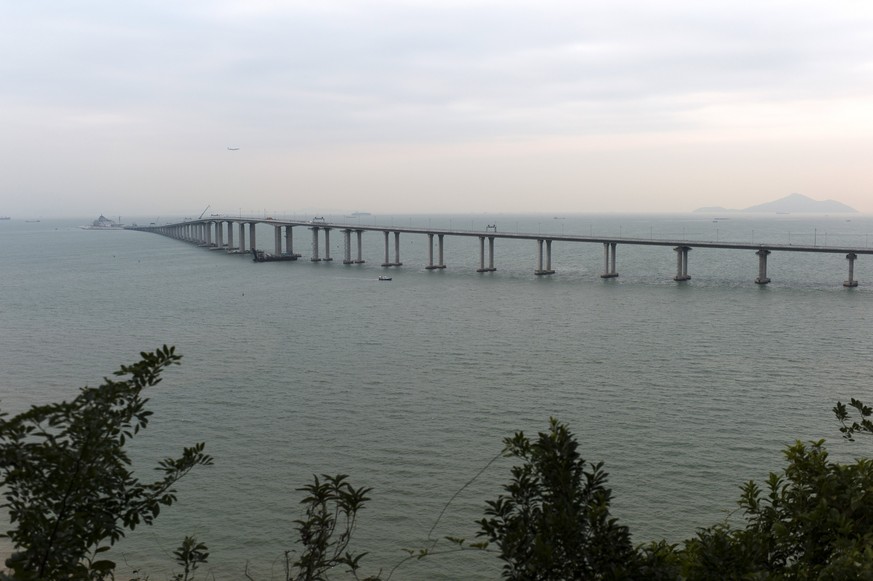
[673,246,691,281]
[438,234,445,268]
[343,230,353,264]
[755,249,771,284]
[285,226,298,257]
[274,226,282,255]
[249,223,256,254]
[477,237,487,272]
[310,227,321,261]
[204,223,212,246]
[601,242,618,278]
[382,231,391,266]
[323,228,333,261]
[488,236,496,271]
[393,231,402,266]
[426,233,438,269]
[216,222,224,248]
[238,223,246,253]
[844,252,859,287]
[535,239,555,275]
[355,230,365,263]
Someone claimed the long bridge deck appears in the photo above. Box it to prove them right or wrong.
[128,217,872,287]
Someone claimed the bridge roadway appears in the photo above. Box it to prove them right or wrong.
[130,217,873,287]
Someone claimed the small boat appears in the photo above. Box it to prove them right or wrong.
[378,275,392,281]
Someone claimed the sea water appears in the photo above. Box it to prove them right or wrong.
[1,213,872,580]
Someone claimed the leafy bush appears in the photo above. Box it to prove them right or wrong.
[0,346,212,580]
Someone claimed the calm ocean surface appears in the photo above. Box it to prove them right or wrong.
[2,213,872,579]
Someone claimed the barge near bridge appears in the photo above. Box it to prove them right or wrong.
[128,217,872,288]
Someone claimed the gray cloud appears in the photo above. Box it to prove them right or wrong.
[3,0,873,215]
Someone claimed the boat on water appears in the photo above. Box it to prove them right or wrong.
[251,249,298,263]
[0,216,10,220]
[378,275,392,281]
[81,215,124,230]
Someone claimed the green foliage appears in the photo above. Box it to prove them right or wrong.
[285,474,377,581]
[478,418,641,580]
[834,398,873,441]
[172,536,209,581]
[0,346,213,581]
[680,438,873,579]
[7,344,873,581]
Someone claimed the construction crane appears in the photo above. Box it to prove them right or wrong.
[198,205,211,219]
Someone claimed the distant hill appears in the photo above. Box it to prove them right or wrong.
[694,193,857,214]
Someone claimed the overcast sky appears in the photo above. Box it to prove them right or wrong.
[3,0,873,218]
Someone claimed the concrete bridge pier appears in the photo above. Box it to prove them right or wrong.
[249,223,257,255]
[310,227,322,261]
[755,249,771,284]
[323,228,333,261]
[284,226,299,257]
[845,252,859,287]
[438,234,446,268]
[226,221,236,251]
[673,246,691,281]
[601,242,618,278]
[238,223,247,253]
[426,233,438,269]
[343,230,354,264]
[535,239,555,275]
[476,236,497,272]
[355,230,365,263]
[382,231,401,266]
[274,225,282,255]
[216,222,224,248]
[382,231,391,266]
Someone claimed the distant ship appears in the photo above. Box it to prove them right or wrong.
[345,211,372,218]
[0,216,10,220]
[81,215,124,230]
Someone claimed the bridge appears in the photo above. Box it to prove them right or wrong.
[128,217,872,287]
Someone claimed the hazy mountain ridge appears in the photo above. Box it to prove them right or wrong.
[694,193,857,214]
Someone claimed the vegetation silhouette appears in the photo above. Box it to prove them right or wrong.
[3,347,873,579]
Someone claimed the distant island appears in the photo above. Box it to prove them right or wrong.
[694,193,857,214]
